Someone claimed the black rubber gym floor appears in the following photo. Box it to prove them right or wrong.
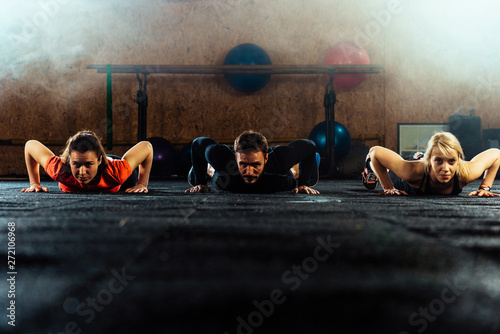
[1,179,500,334]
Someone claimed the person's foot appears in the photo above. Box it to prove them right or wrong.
[362,154,378,189]
[207,164,215,177]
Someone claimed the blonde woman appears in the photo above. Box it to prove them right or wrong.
[362,132,500,196]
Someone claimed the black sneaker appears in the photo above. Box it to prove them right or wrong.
[362,155,378,189]
[413,152,424,160]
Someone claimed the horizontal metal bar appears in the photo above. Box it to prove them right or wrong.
[0,134,384,147]
[87,64,384,75]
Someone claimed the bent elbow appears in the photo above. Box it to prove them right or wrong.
[24,140,39,152]
[369,146,383,157]
[146,141,154,155]
[25,139,38,147]
[138,141,154,153]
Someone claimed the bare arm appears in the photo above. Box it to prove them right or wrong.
[369,146,423,195]
[21,140,55,192]
[466,148,500,197]
[122,141,153,193]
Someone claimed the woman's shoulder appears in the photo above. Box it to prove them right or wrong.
[46,155,71,175]
[402,160,427,184]
[104,157,132,175]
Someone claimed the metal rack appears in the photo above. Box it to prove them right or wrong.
[87,64,384,177]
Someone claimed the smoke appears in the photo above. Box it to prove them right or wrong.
[389,1,500,82]
[1,0,498,89]
[0,0,157,80]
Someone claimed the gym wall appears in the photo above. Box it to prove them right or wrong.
[1,0,499,175]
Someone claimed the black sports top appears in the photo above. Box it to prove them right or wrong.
[389,170,462,195]
[418,172,462,195]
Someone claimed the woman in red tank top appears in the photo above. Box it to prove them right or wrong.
[21,130,153,193]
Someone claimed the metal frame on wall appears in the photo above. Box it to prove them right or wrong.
[398,123,448,159]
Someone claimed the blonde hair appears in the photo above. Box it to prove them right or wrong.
[424,132,470,183]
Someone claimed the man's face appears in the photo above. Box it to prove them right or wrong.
[235,150,268,184]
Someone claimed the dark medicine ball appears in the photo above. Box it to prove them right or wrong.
[223,43,272,93]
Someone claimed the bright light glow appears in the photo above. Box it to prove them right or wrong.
[0,0,134,78]
[393,1,500,74]
[0,0,499,85]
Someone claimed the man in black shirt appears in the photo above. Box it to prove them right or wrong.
[185,130,320,194]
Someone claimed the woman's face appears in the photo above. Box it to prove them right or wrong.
[429,147,458,183]
[69,151,102,184]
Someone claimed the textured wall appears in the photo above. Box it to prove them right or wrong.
[1,0,499,175]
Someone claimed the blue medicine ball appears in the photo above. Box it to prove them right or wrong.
[308,121,351,160]
[223,43,272,93]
